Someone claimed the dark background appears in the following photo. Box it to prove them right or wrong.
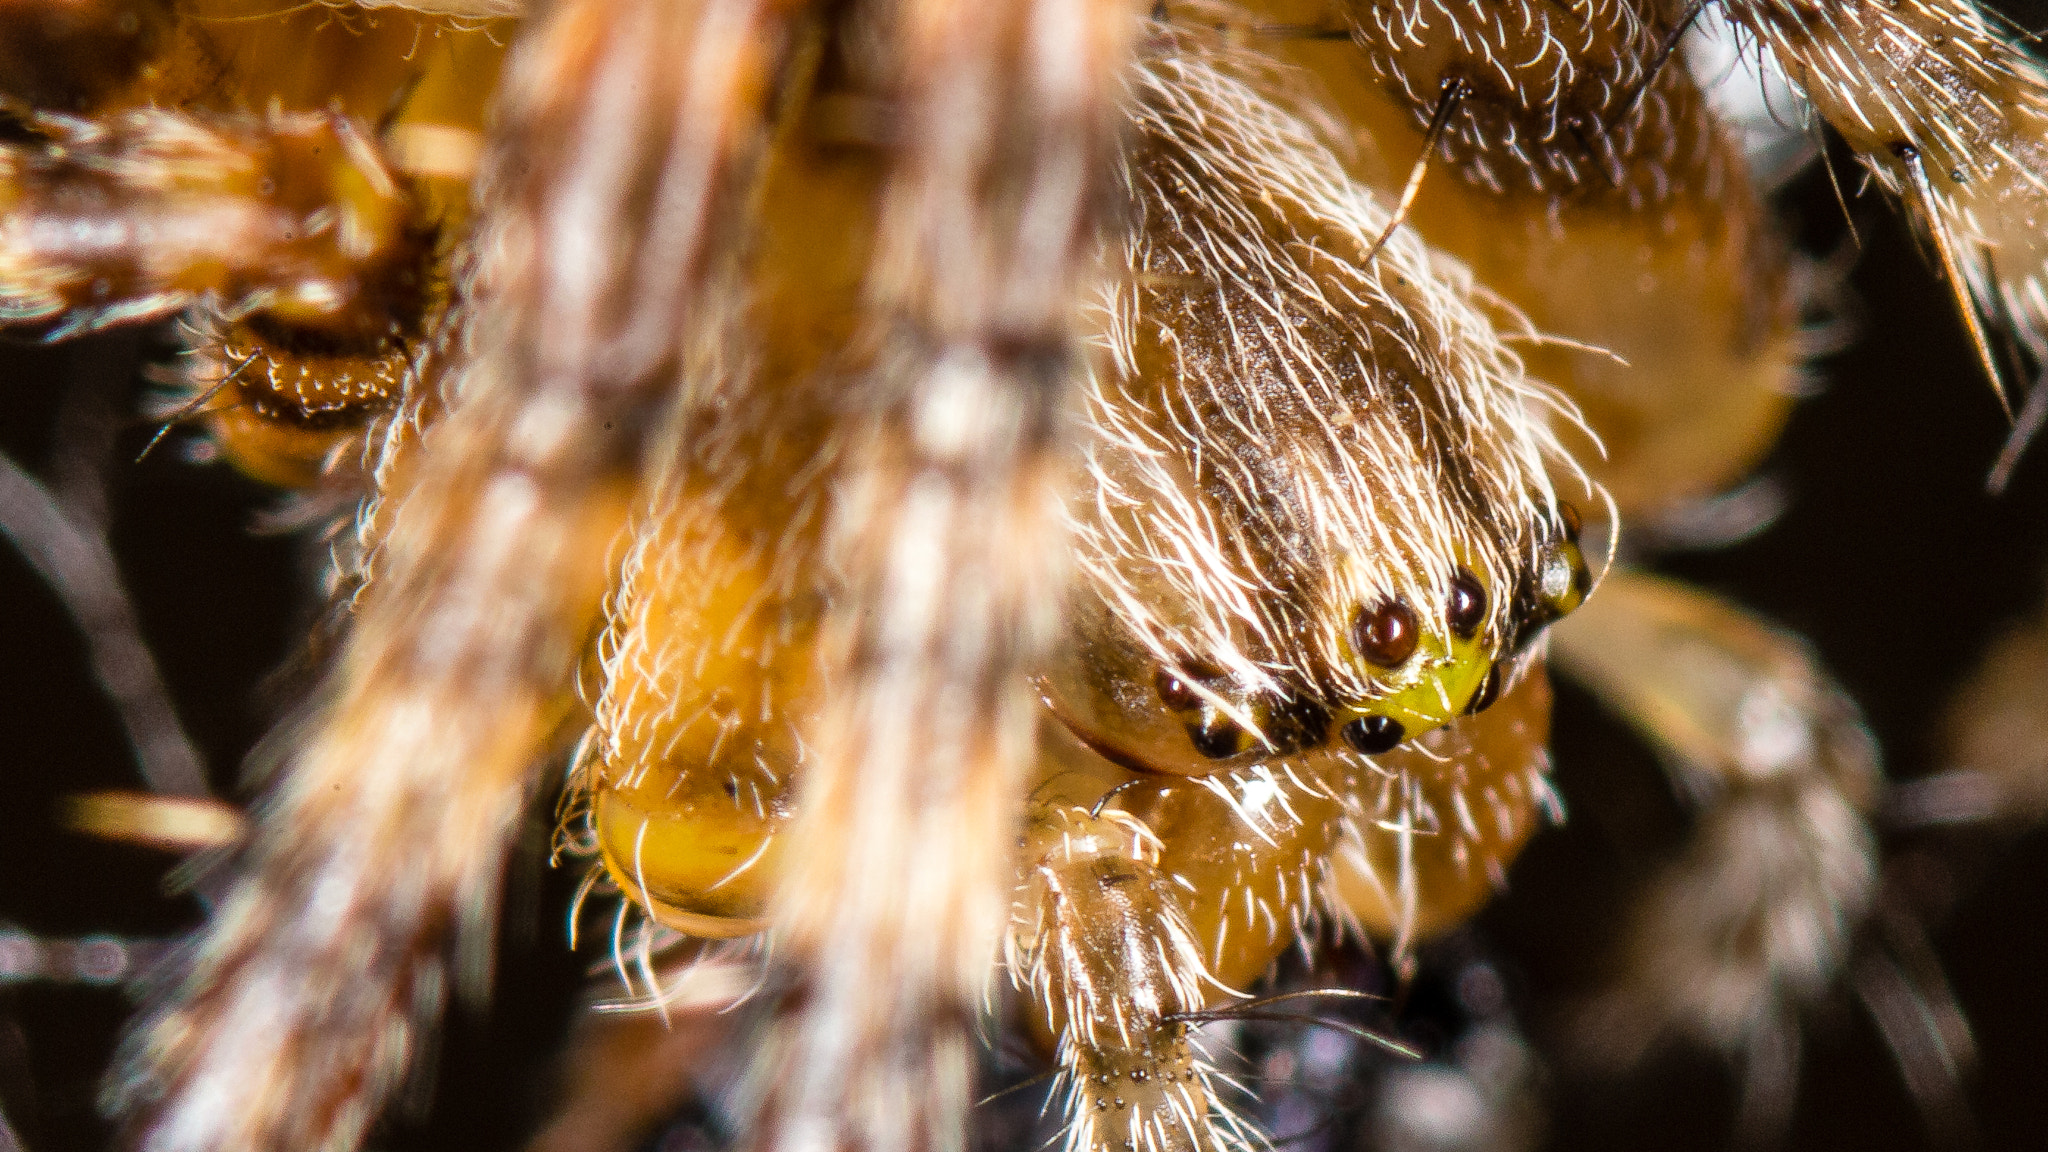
[5,8,2048,1152]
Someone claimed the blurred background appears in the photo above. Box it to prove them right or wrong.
[4,6,2048,1152]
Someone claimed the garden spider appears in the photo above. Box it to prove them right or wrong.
[1,1,2047,1151]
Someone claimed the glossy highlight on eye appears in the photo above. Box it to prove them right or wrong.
[1354,598,1420,667]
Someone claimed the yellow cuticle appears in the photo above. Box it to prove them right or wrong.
[592,787,783,936]
[1553,538,1591,611]
[1346,630,1494,736]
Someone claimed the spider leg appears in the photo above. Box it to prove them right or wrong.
[1549,571,1881,1085]
[0,3,505,493]
[1723,0,2048,416]
[567,183,855,940]
[0,0,505,339]
[1918,578,2048,826]
[754,2,1139,1151]
[111,4,802,1152]
[0,107,432,342]
[1012,787,1254,1152]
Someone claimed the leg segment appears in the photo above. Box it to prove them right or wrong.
[567,111,878,940]
[113,4,798,1152]
[1549,571,1880,1070]
[0,107,431,340]
[757,2,1138,1150]
[1725,0,2048,412]
[1012,781,1251,1152]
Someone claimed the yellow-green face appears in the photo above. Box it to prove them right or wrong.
[1332,578,1496,753]
[1330,530,1590,755]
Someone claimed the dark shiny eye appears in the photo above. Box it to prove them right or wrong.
[1503,537,1593,654]
[1155,666,1202,711]
[1464,664,1501,715]
[1445,568,1485,640]
[1260,693,1331,755]
[1188,715,1245,759]
[1341,714,1405,754]
[1353,598,1419,667]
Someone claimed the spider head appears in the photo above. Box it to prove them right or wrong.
[1049,45,1603,775]
[1040,499,1590,773]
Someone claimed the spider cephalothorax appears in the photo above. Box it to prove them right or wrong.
[1050,24,1589,777]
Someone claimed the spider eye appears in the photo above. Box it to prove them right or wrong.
[1464,664,1502,715]
[1341,714,1406,754]
[1154,664,1209,710]
[1353,598,1420,667]
[1507,519,1593,652]
[1156,661,1253,760]
[1188,714,1248,759]
[1446,568,1486,639]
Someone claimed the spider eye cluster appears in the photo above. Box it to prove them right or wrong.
[1046,500,1591,775]
[1332,577,1487,752]
[1151,662,1331,760]
[1315,503,1589,759]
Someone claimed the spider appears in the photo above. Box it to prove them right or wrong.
[0,1,2045,1152]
